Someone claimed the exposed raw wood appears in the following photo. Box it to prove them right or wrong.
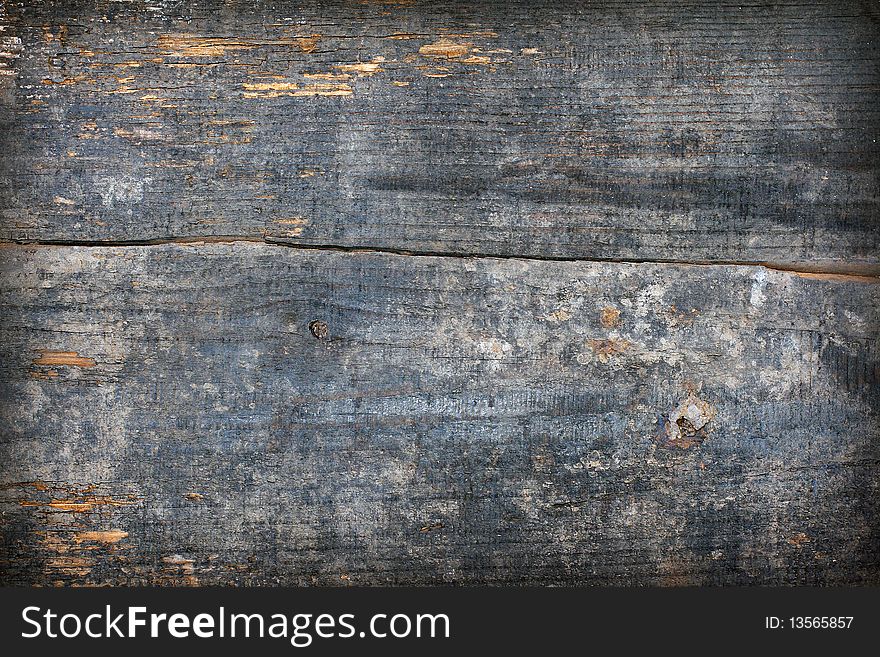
[1,1,878,270]
[1,243,877,585]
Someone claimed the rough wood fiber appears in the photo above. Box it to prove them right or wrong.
[1,243,878,585]
[0,0,879,270]
[1,0,879,587]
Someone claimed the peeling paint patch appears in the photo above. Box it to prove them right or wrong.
[303,72,351,81]
[30,369,59,380]
[139,93,178,109]
[157,34,319,57]
[89,60,143,69]
[655,392,717,449]
[32,350,96,368]
[242,81,352,98]
[419,39,473,60]
[74,529,129,544]
[42,25,69,44]
[600,306,620,328]
[41,75,89,86]
[417,38,501,76]
[587,338,629,363]
[162,555,195,570]
[46,556,93,576]
[1,481,50,492]
[334,57,385,77]
[162,554,199,585]
[21,496,139,512]
[793,271,880,284]
[419,33,498,56]
[271,216,310,237]
[419,66,450,78]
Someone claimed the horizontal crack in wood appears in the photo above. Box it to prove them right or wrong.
[2,238,878,280]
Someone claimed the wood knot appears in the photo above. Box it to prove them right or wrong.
[309,320,329,341]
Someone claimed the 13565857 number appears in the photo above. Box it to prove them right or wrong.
[790,617,853,629]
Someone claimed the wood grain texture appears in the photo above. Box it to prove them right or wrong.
[0,0,878,270]
[1,243,878,585]
[1,0,878,587]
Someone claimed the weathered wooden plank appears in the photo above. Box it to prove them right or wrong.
[1,1,878,270]
[1,243,877,585]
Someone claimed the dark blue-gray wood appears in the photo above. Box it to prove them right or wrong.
[0,0,878,586]
[0,244,877,585]
[0,0,878,271]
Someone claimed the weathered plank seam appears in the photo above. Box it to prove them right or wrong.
[4,237,878,280]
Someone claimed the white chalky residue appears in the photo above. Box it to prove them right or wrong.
[477,338,511,358]
[750,269,767,307]
[96,175,151,207]
[476,338,512,372]
[0,35,23,78]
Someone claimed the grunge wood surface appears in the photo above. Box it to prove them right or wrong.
[0,0,878,270]
[0,0,879,586]
[1,245,878,585]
